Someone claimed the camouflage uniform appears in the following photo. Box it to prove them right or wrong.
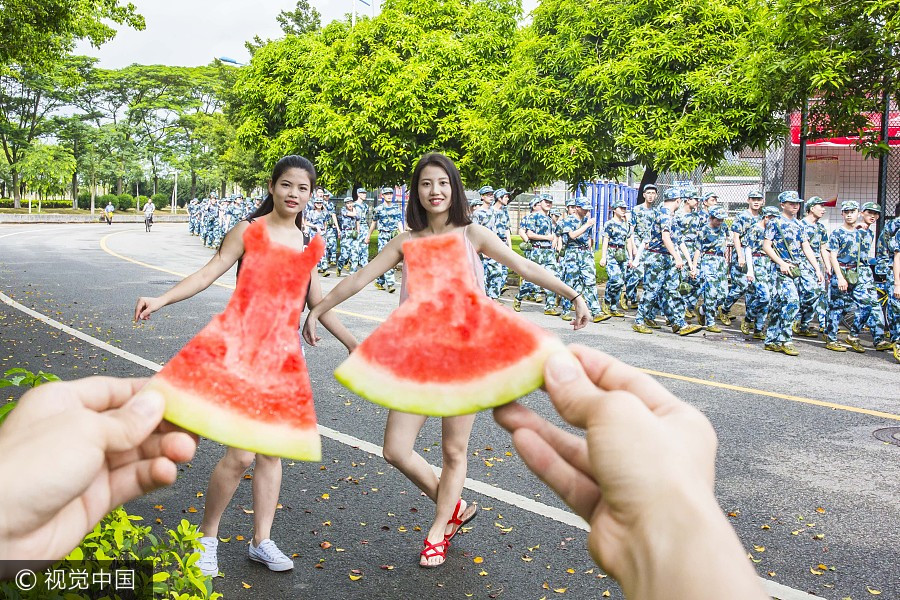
[850,225,887,343]
[338,202,361,273]
[188,199,200,235]
[373,201,403,289]
[697,216,729,327]
[354,197,370,269]
[826,225,864,343]
[676,207,702,310]
[798,214,829,331]
[625,203,655,304]
[723,208,762,314]
[764,213,807,347]
[875,218,900,342]
[516,208,559,310]
[558,211,602,316]
[516,211,540,301]
[743,217,773,332]
[307,204,330,270]
[471,204,494,295]
[323,196,338,266]
[484,205,511,299]
[198,198,210,240]
[634,204,689,329]
[204,198,219,248]
[602,217,630,308]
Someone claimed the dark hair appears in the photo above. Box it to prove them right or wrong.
[406,153,471,232]
[247,155,317,230]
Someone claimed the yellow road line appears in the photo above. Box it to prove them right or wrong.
[99,231,382,323]
[640,368,900,421]
[101,231,900,422]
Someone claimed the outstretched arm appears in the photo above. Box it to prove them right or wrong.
[302,233,406,345]
[305,267,358,352]
[135,221,248,320]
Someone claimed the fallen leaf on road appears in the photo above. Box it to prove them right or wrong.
[553,588,567,593]
[187,507,198,513]
[236,535,245,541]
[867,587,882,595]
[473,557,483,564]
[241,582,251,589]
[566,569,574,574]
[815,507,826,514]
[810,568,824,575]
[754,545,765,552]
[320,541,332,550]
[218,537,231,543]
[321,493,329,500]
[479,570,488,576]
[241,508,253,514]
[380,565,394,570]
[602,591,610,597]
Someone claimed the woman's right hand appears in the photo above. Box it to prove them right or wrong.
[302,312,321,346]
[134,297,164,321]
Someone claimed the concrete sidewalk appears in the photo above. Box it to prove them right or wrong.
[0,213,189,224]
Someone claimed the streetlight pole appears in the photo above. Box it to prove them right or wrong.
[171,170,178,213]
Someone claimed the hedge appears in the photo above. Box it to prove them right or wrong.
[0,198,75,209]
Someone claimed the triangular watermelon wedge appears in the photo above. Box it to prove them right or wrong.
[145,221,324,461]
[335,231,565,416]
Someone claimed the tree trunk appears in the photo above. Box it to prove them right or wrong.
[117,176,123,195]
[12,170,21,209]
[90,175,96,216]
[71,172,78,208]
[191,171,197,200]
[220,179,226,199]
[153,174,158,195]
[639,164,659,195]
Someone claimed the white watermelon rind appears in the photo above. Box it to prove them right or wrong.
[146,378,322,461]
[334,337,566,417]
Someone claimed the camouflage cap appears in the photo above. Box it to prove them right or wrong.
[575,197,592,210]
[643,183,658,192]
[356,187,367,194]
[841,200,859,212]
[762,206,780,217]
[748,191,764,199]
[529,196,542,208]
[323,189,332,197]
[468,198,482,207]
[778,190,801,204]
[804,196,825,212]
[344,196,355,203]
[494,188,509,199]
[478,185,494,195]
[861,202,881,213]
[663,188,680,201]
[565,197,577,207]
[611,198,627,209]
[381,186,394,194]
[549,208,563,216]
[709,205,727,220]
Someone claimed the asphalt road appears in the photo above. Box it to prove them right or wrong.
[1,223,898,600]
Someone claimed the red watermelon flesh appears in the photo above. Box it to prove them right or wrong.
[335,231,565,416]
[145,221,324,460]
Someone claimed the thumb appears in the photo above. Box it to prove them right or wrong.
[543,351,602,430]
[101,390,165,453]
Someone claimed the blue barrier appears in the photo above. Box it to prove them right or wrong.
[574,182,639,245]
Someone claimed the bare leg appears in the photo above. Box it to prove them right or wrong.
[200,447,255,538]
[251,454,282,545]
[382,410,438,501]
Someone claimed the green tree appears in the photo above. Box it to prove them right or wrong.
[277,0,322,35]
[468,0,784,188]
[0,0,144,69]
[769,0,899,154]
[0,57,86,207]
[232,0,520,190]
[18,142,77,209]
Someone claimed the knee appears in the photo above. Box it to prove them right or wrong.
[382,440,413,469]
[222,448,255,472]
[441,443,469,471]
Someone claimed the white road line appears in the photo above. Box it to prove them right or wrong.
[0,290,825,600]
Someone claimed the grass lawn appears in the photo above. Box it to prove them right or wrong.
[0,207,188,214]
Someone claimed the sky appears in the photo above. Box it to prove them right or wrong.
[74,0,539,68]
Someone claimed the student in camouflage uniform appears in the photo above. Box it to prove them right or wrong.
[739,206,778,338]
[188,198,200,235]
[370,186,403,292]
[632,188,702,336]
[337,196,361,276]
[720,191,764,325]
[848,203,891,352]
[483,188,512,300]
[467,197,482,217]
[515,197,542,303]
[762,191,822,356]
[795,196,831,337]
[558,197,610,323]
[308,197,331,273]
[203,194,219,248]
[354,188,370,269]
[825,202,865,351]
[599,198,630,317]
[471,186,494,227]
[695,205,729,332]
[676,189,702,320]
[321,190,339,269]
[624,183,658,308]
[514,194,560,314]
[697,192,719,222]
[874,212,900,361]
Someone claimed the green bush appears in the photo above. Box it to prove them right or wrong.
[98,194,118,210]
[77,190,92,209]
[152,193,169,210]
[0,198,74,209]
[118,193,135,211]
[137,195,151,209]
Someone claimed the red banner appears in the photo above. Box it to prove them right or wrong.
[790,112,900,146]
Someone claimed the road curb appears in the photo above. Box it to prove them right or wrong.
[0,214,188,224]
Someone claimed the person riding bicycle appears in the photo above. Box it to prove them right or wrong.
[142,199,155,232]
[104,202,115,225]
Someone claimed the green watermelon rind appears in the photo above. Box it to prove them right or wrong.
[334,337,566,417]
[147,378,322,461]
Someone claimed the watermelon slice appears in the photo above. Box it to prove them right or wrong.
[145,221,324,461]
[335,231,565,416]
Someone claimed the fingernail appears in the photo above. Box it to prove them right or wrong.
[130,391,164,417]
[546,353,578,384]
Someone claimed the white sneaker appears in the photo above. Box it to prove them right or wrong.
[249,538,294,572]
[197,536,219,576]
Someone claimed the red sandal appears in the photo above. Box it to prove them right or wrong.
[445,499,478,542]
[419,537,450,568]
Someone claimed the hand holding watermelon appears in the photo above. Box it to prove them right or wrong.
[0,377,197,572]
[494,346,765,600]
